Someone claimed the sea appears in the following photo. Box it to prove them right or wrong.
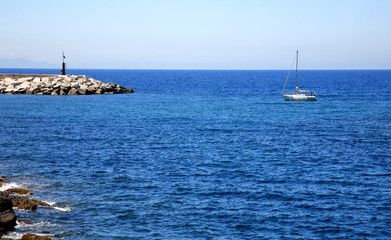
[0,69,390,239]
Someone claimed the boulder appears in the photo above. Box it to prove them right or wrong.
[0,192,17,234]
[107,82,117,88]
[14,88,27,94]
[18,219,32,224]
[5,85,15,91]
[9,195,50,210]
[17,77,33,82]
[60,85,70,90]
[3,78,16,85]
[4,86,15,94]
[59,89,68,95]
[78,88,87,95]
[41,88,52,95]
[21,234,52,240]
[68,88,78,95]
[62,81,71,87]
[26,87,40,95]
[62,76,72,82]
[87,85,98,94]
[95,88,104,94]
[100,84,107,91]
[19,81,31,89]
[41,78,50,84]
[0,177,7,184]
[77,79,86,85]
[51,89,59,95]
[31,81,41,87]
[125,88,134,93]
[114,87,123,93]
[45,82,54,88]
[52,83,62,89]
[70,82,79,88]
[4,188,33,196]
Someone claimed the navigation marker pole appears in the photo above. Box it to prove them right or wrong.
[61,52,66,75]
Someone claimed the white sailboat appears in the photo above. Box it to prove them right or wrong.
[281,51,317,101]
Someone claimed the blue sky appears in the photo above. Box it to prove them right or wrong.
[0,0,390,69]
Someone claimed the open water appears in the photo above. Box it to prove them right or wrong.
[0,69,390,239]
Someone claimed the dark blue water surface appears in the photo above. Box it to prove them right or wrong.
[0,69,391,239]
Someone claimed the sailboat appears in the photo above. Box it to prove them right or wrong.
[281,51,317,101]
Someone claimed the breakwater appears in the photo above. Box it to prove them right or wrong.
[0,74,134,95]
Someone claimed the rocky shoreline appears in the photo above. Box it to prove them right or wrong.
[0,177,52,240]
[0,74,134,95]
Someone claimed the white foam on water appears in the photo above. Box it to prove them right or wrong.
[2,232,55,239]
[45,201,73,212]
[52,206,72,212]
[16,220,57,228]
[0,182,23,191]
[45,201,56,206]
[0,231,23,239]
[33,233,55,237]
[13,207,30,214]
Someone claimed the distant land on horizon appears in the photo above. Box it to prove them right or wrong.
[0,58,57,69]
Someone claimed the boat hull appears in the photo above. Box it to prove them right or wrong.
[282,94,317,101]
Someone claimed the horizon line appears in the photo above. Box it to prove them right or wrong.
[1,67,391,71]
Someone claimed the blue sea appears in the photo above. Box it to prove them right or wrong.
[0,69,390,239]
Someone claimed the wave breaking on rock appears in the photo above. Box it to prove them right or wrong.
[0,177,57,239]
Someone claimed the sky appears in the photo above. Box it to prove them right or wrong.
[0,0,390,69]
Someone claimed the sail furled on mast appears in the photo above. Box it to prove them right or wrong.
[295,50,298,88]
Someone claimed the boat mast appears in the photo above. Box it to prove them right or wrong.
[295,50,298,92]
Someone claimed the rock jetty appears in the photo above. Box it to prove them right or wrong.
[0,74,134,95]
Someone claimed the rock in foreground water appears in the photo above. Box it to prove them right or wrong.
[0,74,134,95]
[0,192,17,235]
[9,195,50,211]
[21,233,52,240]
